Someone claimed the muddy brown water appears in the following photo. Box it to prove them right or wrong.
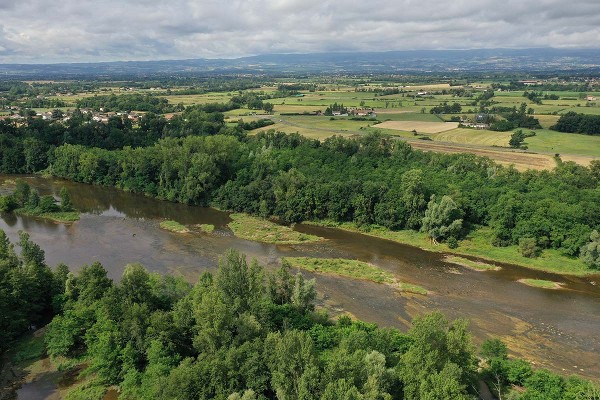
[2,175,599,399]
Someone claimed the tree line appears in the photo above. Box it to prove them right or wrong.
[41,131,600,268]
[552,112,600,135]
[1,111,600,268]
[76,94,183,114]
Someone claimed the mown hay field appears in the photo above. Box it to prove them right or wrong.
[375,120,459,134]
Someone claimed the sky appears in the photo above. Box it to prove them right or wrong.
[0,0,599,64]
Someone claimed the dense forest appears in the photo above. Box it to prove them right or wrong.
[1,231,597,399]
[1,111,600,268]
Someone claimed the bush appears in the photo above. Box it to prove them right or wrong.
[447,237,458,249]
[490,120,514,131]
[580,230,600,269]
[519,237,541,258]
[0,195,17,212]
[38,195,59,213]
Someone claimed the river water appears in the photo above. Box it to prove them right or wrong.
[2,175,599,386]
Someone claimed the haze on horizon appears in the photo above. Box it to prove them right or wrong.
[0,0,599,64]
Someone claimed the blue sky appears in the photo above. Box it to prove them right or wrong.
[1,0,599,63]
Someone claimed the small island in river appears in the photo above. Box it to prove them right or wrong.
[0,179,79,223]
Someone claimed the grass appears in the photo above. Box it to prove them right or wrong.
[390,126,600,158]
[15,208,80,223]
[378,112,443,122]
[444,255,500,271]
[228,213,322,244]
[159,220,189,233]
[249,122,354,140]
[518,279,563,290]
[375,120,459,134]
[433,128,511,147]
[525,129,600,158]
[11,333,46,364]
[285,257,393,283]
[284,257,428,295]
[304,221,592,276]
[197,223,215,233]
[397,282,428,295]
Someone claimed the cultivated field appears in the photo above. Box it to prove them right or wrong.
[405,140,557,171]
[375,120,459,134]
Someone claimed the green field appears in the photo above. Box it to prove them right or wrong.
[40,80,600,167]
[526,129,600,157]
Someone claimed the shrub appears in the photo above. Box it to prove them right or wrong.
[519,237,541,258]
[447,236,458,249]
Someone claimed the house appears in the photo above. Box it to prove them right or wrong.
[586,95,597,101]
[476,113,492,123]
[519,80,541,86]
[350,108,377,118]
[463,122,490,129]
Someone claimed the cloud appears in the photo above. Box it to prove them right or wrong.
[0,0,599,63]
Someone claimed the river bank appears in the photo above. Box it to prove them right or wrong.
[302,221,593,276]
[1,175,599,382]
[9,171,593,277]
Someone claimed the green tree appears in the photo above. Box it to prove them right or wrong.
[421,195,463,243]
[400,169,427,229]
[18,231,45,267]
[23,138,48,173]
[509,129,526,149]
[399,312,476,400]
[519,237,541,258]
[521,369,565,400]
[266,330,320,400]
[60,186,73,211]
[481,339,509,399]
[580,230,600,269]
[13,180,31,206]
[86,313,124,383]
[121,263,153,305]
[76,262,113,305]
[291,273,316,313]
[263,102,274,114]
[322,379,363,400]
[26,189,40,209]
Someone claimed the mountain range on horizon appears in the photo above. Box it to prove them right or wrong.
[1,48,600,78]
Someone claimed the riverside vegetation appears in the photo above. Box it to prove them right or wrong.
[159,220,190,233]
[1,232,598,399]
[283,257,428,295]
[1,101,600,273]
[0,179,78,223]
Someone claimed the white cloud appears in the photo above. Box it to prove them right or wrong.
[0,0,599,63]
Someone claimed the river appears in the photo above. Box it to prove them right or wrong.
[2,175,599,388]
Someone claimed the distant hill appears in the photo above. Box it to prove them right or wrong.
[1,48,599,78]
